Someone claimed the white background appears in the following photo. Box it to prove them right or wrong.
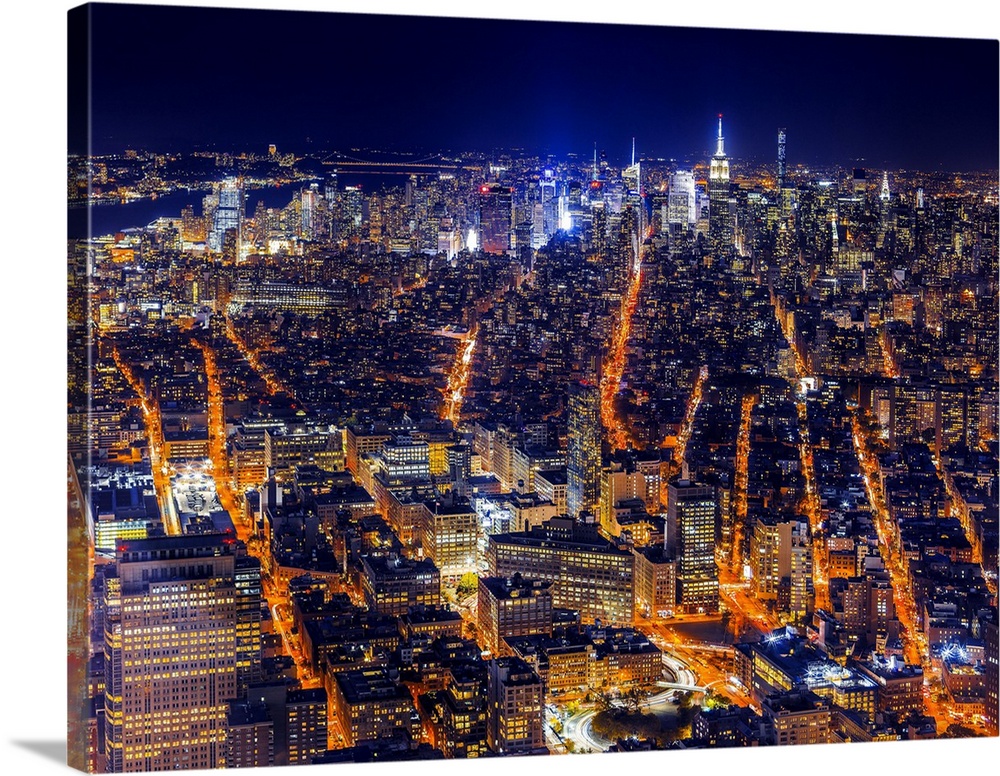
[1,1,996,773]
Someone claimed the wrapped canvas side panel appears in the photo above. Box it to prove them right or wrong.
[67,4,93,773]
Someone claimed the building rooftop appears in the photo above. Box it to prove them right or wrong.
[535,469,568,486]
[335,668,411,705]
[481,574,553,600]
[227,699,272,727]
[763,689,831,715]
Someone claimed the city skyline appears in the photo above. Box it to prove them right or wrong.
[75,3,999,171]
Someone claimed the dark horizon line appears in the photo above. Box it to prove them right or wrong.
[80,139,1000,176]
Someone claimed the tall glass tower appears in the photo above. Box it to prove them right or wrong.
[478,183,513,255]
[566,380,601,518]
[210,177,244,253]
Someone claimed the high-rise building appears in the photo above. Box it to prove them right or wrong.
[210,177,244,254]
[666,479,719,613]
[854,658,924,718]
[777,128,787,191]
[477,575,554,656]
[622,138,641,197]
[511,445,565,494]
[420,498,480,578]
[777,128,796,217]
[300,183,319,240]
[599,464,647,534]
[342,185,365,240]
[225,699,274,769]
[750,515,812,621]
[330,668,420,747]
[708,115,734,255]
[104,535,238,772]
[534,469,568,513]
[360,553,441,617]
[787,521,814,622]
[667,170,698,229]
[622,139,644,236]
[487,518,634,625]
[750,515,790,601]
[234,556,263,696]
[633,545,676,619]
[285,688,327,765]
[264,425,345,474]
[539,169,558,245]
[423,663,489,758]
[478,183,513,254]
[486,657,544,755]
[599,450,661,532]
[762,690,832,746]
[842,572,899,650]
[566,380,601,518]
[983,615,998,736]
[446,443,472,496]
[587,184,609,259]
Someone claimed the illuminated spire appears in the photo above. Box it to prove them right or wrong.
[709,115,730,184]
[880,170,890,202]
[592,142,598,181]
[631,137,636,167]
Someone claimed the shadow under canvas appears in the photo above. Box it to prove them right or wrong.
[11,740,67,766]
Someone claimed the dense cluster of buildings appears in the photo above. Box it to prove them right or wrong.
[69,117,997,771]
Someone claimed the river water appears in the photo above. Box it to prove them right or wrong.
[67,172,413,239]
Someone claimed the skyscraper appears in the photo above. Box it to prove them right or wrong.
[622,138,641,198]
[622,138,646,239]
[588,186,609,259]
[777,128,787,191]
[210,177,244,254]
[300,183,319,240]
[234,555,263,695]
[667,170,698,229]
[566,380,601,518]
[777,128,795,217]
[104,535,238,772]
[666,479,719,614]
[708,115,733,256]
[478,183,513,255]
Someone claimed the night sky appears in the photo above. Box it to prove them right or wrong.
[79,3,999,170]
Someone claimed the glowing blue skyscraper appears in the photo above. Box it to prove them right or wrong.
[209,177,244,253]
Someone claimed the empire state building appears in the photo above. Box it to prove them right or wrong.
[708,115,734,256]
